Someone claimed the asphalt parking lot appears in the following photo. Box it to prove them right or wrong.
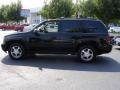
[0,31,120,90]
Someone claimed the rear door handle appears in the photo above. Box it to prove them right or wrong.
[52,37,56,39]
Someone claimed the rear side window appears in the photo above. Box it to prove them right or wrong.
[60,20,97,33]
[60,20,80,32]
[80,20,107,33]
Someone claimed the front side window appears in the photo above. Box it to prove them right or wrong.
[45,22,58,32]
[36,21,59,33]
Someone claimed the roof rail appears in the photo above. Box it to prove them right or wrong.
[59,17,65,19]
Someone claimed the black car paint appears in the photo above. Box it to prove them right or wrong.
[1,19,112,55]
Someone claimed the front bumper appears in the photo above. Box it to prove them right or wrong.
[1,44,7,52]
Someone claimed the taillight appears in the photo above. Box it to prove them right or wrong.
[104,36,111,44]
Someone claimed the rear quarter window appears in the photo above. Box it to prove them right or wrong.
[60,20,96,33]
[80,20,107,33]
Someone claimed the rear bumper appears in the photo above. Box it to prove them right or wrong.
[98,45,112,54]
[1,44,7,52]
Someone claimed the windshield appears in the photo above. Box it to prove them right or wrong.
[33,21,46,31]
[22,21,46,32]
[33,21,59,33]
[23,24,38,32]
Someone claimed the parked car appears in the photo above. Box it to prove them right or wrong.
[0,24,24,32]
[108,26,120,33]
[113,36,120,46]
[14,25,24,32]
[110,36,115,45]
[1,19,112,62]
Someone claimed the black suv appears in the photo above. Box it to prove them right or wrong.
[1,19,112,62]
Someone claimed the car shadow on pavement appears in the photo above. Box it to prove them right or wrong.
[1,54,120,72]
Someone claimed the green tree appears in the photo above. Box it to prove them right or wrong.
[0,7,4,22]
[0,1,24,23]
[79,0,120,24]
[40,0,75,19]
[79,0,95,18]
[40,5,50,19]
[15,0,24,22]
[0,5,10,23]
[9,1,24,23]
[94,0,115,23]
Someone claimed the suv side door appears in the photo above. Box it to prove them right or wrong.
[37,21,60,53]
[30,20,69,53]
[57,20,82,53]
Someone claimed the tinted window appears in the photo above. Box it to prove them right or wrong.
[60,20,79,32]
[36,21,59,33]
[80,20,107,33]
[45,22,58,32]
[60,20,97,33]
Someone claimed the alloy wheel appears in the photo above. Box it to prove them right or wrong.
[10,45,23,59]
[80,48,94,62]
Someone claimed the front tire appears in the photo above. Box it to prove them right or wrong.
[77,46,96,63]
[8,43,25,60]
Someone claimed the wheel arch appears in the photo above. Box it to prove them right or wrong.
[6,40,26,51]
[75,41,99,53]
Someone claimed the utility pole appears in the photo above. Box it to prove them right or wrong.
[76,0,81,18]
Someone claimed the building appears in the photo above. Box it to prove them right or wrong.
[29,8,44,24]
[21,8,44,24]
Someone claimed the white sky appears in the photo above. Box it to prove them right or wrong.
[0,0,44,9]
[0,0,76,9]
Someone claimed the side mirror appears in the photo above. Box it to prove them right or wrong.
[34,29,40,36]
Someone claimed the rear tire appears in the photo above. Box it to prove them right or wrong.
[77,46,96,63]
[8,43,25,60]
